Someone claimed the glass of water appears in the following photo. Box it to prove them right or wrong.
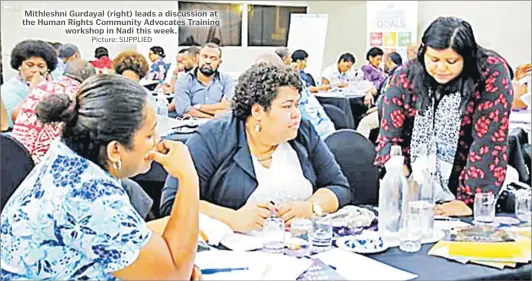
[515,189,531,223]
[286,218,313,257]
[311,214,333,254]
[474,193,496,225]
[399,214,422,253]
[409,201,435,240]
[262,217,285,254]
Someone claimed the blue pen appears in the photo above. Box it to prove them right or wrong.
[201,267,249,275]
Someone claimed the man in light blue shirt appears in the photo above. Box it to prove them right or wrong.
[174,43,234,118]
[298,79,336,139]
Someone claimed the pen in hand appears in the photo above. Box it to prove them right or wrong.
[269,201,278,218]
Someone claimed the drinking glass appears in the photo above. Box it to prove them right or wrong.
[286,218,313,257]
[409,201,435,240]
[474,193,496,225]
[515,189,532,223]
[399,213,422,253]
[311,214,333,254]
[262,217,285,254]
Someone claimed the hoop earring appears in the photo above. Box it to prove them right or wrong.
[254,122,261,133]
[112,159,122,171]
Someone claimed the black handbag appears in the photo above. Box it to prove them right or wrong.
[507,127,531,183]
[496,181,531,213]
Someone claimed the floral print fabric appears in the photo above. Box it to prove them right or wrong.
[1,141,151,280]
[375,56,514,206]
[12,76,81,164]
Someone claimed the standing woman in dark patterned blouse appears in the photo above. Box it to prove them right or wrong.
[375,17,513,217]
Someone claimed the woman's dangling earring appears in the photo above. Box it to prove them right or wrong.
[113,159,122,171]
[254,121,261,133]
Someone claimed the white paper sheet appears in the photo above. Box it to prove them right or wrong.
[220,232,263,252]
[434,219,471,230]
[199,213,233,246]
[312,248,418,281]
[195,250,312,280]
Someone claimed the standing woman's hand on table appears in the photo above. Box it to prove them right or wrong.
[435,200,472,217]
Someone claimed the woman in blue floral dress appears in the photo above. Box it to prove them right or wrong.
[1,75,201,280]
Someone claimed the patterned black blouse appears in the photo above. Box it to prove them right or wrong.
[375,56,514,206]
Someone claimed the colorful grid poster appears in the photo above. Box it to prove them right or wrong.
[370,32,383,47]
[367,1,418,63]
[383,32,397,47]
[398,32,411,47]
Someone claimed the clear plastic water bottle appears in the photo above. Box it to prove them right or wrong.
[378,145,409,245]
[155,90,169,136]
[408,145,436,240]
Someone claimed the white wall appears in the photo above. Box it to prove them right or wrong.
[307,1,367,69]
[417,1,531,68]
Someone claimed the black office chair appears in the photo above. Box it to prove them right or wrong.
[306,72,317,87]
[322,104,350,130]
[325,129,379,205]
[508,128,531,183]
[1,134,35,211]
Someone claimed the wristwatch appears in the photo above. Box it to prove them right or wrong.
[311,202,323,216]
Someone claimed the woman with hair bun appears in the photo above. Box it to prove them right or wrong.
[148,46,170,85]
[375,17,514,217]
[1,75,202,280]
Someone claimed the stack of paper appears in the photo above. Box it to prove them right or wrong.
[195,250,313,280]
[312,248,418,280]
[428,226,532,269]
